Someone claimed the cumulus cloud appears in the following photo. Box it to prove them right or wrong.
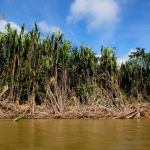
[0,20,21,33]
[95,48,136,66]
[95,54,101,57]
[37,21,62,34]
[67,0,120,31]
[117,49,136,65]
[0,20,62,35]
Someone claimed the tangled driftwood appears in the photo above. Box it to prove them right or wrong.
[0,97,150,119]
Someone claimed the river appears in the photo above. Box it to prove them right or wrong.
[0,119,150,150]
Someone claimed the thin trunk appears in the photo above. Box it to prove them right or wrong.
[10,54,16,103]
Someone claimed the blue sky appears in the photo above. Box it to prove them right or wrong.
[0,0,150,61]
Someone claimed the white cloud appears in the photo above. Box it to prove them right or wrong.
[95,54,101,57]
[0,20,21,33]
[117,49,136,65]
[95,48,136,66]
[0,20,62,36]
[37,21,62,34]
[67,0,120,31]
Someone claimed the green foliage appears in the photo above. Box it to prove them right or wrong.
[87,84,95,94]
[41,55,50,71]
[76,85,87,103]
[13,114,24,121]
[0,23,150,106]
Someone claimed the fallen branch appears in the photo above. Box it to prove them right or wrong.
[114,110,137,119]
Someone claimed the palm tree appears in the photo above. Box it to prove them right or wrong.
[59,40,70,98]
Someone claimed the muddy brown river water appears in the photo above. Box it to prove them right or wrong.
[0,119,150,150]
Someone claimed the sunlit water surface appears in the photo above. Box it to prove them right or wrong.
[0,119,150,150]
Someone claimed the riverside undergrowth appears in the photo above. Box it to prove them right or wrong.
[0,23,150,118]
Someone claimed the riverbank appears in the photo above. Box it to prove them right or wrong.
[1,23,150,121]
[0,100,150,119]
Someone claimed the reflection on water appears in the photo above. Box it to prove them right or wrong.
[0,119,150,150]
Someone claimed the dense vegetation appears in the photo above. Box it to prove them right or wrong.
[0,23,150,114]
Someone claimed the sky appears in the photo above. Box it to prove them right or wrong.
[0,0,150,62]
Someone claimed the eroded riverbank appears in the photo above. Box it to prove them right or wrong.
[0,100,150,119]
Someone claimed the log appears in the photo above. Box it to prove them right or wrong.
[114,110,136,119]
[125,111,138,119]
